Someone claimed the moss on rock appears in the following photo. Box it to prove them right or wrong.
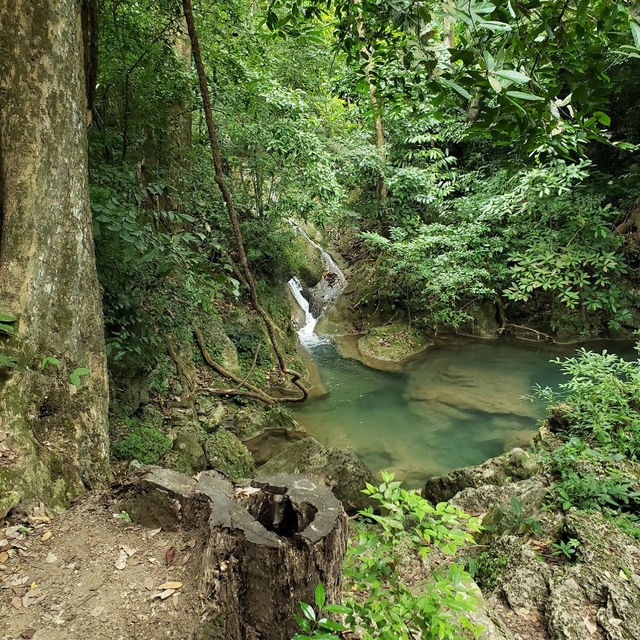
[204,429,255,480]
[357,323,431,363]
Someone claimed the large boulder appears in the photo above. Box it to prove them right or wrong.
[162,423,207,476]
[204,428,255,480]
[258,437,376,513]
[357,323,432,364]
[423,447,538,504]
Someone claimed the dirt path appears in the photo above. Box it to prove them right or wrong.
[0,493,205,640]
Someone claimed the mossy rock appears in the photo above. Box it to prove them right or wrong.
[204,429,255,480]
[196,396,226,433]
[357,323,431,363]
[162,423,207,476]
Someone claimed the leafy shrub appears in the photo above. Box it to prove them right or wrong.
[536,345,640,521]
[111,417,171,464]
[535,347,640,458]
[293,473,482,640]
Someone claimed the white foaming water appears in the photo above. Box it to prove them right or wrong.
[287,220,346,349]
[288,277,325,348]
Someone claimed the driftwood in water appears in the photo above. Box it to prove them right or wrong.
[118,468,348,640]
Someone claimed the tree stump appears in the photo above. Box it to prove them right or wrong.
[119,468,348,640]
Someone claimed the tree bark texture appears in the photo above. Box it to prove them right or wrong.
[0,0,111,516]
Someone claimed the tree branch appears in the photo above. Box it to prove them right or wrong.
[182,0,308,403]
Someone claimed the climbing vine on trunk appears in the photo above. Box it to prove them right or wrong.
[181,0,308,404]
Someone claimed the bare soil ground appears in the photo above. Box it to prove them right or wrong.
[0,492,206,640]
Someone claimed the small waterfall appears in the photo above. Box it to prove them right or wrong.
[287,220,346,349]
[288,276,324,347]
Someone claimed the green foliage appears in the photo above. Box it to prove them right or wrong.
[0,314,17,336]
[115,511,132,523]
[536,348,640,457]
[0,354,18,369]
[40,357,60,371]
[69,367,90,388]
[552,538,580,560]
[362,158,632,331]
[293,473,482,640]
[111,417,171,465]
[465,550,508,592]
[487,496,543,537]
[535,346,640,523]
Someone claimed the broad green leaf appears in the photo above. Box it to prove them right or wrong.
[438,77,472,100]
[488,75,502,93]
[0,314,17,323]
[593,111,611,126]
[69,367,90,387]
[0,354,17,368]
[494,69,530,84]
[631,21,640,49]
[315,582,325,609]
[506,91,544,101]
[483,50,495,71]
[298,601,316,621]
[479,20,512,32]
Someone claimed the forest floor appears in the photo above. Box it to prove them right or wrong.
[0,493,205,640]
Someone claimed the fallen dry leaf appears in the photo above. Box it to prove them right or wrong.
[165,546,176,566]
[121,545,136,557]
[0,551,8,563]
[45,553,57,564]
[158,581,182,590]
[20,629,37,639]
[159,588,176,600]
[41,532,52,542]
[584,618,598,635]
[11,596,22,609]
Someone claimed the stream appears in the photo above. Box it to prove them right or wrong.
[287,227,637,488]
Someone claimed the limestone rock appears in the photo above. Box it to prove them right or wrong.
[204,429,255,480]
[259,437,376,513]
[423,448,538,504]
[357,323,431,363]
[196,396,226,432]
[163,424,207,476]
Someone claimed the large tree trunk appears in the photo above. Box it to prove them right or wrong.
[0,0,111,517]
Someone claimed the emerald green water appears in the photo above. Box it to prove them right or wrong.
[293,338,636,488]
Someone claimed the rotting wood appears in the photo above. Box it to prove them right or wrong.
[118,468,348,640]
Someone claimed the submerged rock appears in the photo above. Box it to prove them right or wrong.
[406,353,538,418]
[258,437,376,513]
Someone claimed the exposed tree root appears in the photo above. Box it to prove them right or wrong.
[496,300,554,341]
[502,323,554,342]
[182,0,308,404]
[193,326,306,406]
